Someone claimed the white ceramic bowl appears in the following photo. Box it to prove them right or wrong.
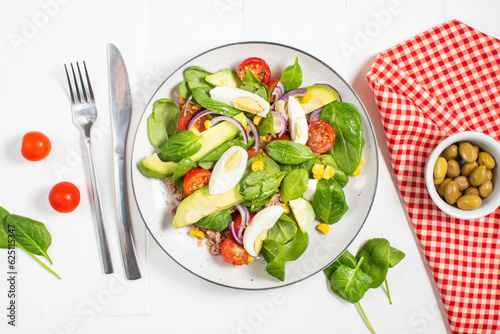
[425,131,500,220]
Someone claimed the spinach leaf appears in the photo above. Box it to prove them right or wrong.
[0,206,9,248]
[184,66,212,90]
[240,68,269,101]
[239,170,287,201]
[261,239,286,281]
[199,137,254,163]
[355,238,390,289]
[389,246,406,268]
[241,195,274,212]
[191,86,241,117]
[321,101,364,175]
[4,214,53,264]
[196,209,232,231]
[245,151,280,175]
[198,161,216,170]
[159,130,202,163]
[284,229,309,261]
[328,257,372,304]
[266,219,297,244]
[280,57,303,92]
[323,250,357,279]
[147,98,180,148]
[178,80,191,100]
[171,157,197,189]
[256,111,275,137]
[280,168,308,203]
[265,140,316,165]
[312,178,348,225]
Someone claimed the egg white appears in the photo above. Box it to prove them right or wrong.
[210,86,270,117]
[209,146,248,195]
[243,206,284,257]
[287,96,309,145]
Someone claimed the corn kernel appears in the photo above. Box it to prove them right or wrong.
[204,120,211,129]
[325,166,336,178]
[194,230,205,238]
[302,92,312,104]
[282,204,290,214]
[322,171,331,179]
[189,227,200,236]
[359,157,365,165]
[317,223,330,234]
[352,166,362,176]
[190,128,200,135]
[252,160,264,171]
[313,173,323,180]
[253,115,263,125]
[220,79,228,86]
[312,164,325,175]
[246,255,254,264]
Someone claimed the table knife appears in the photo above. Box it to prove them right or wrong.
[107,43,141,280]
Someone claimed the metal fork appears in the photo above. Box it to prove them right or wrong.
[65,62,114,274]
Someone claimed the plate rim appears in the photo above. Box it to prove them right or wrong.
[130,41,380,290]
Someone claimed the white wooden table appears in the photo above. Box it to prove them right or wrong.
[1,1,498,333]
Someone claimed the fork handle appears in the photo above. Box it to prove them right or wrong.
[84,137,114,274]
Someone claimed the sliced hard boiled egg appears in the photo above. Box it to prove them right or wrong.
[209,146,248,195]
[210,86,270,117]
[243,206,284,257]
[302,178,318,202]
[287,96,309,145]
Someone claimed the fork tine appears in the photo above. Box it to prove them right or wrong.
[64,64,76,104]
[70,63,82,104]
[76,62,89,103]
[83,61,94,101]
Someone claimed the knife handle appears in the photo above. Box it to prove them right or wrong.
[113,151,141,280]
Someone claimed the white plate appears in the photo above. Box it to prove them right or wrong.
[131,42,379,290]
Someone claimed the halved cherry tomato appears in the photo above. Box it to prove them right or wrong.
[269,133,291,142]
[247,148,269,158]
[237,57,271,85]
[49,181,80,213]
[21,131,51,161]
[221,237,249,266]
[305,120,336,154]
[183,168,212,196]
[232,212,256,231]
[177,101,207,132]
[268,78,280,103]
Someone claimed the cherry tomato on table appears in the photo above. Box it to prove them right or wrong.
[305,120,336,154]
[237,57,271,85]
[221,236,249,266]
[49,181,80,213]
[21,131,51,161]
[183,168,212,196]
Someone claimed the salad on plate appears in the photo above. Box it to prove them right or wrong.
[137,56,364,281]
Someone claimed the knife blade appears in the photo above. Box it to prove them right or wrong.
[107,43,141,280]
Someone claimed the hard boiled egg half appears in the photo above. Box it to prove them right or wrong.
[243,206,284,257]
[209,146,248,195]
[287,96,309,145]
[210,86,270,117]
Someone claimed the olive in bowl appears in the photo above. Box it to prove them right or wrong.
[425,131,500,220]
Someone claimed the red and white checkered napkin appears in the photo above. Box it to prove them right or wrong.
[367,20,500,333]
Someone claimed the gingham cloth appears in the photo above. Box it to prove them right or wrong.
[367,20,500,333]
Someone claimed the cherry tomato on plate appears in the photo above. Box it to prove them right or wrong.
[183,168,212,196]
[305,120,336,154]
[269,133,291,142]
[237,57,271,85]
[246,148,269,158]
[232,212,256,231]
[221,236,249,266]
[21,131,51,161]
[49,181,80,213]
[177,102,207,133]
[267,78,281,103]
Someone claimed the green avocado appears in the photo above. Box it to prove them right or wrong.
[205,68,241,88]
[138,112,247,178]
[289,197,315,233]
[297,85,339,113]
[172,185,244,229]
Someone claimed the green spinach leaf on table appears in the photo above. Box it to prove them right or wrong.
[196,209,232,232]
[239,170,287,201]
[147,98,180,149]
[159,130,202,163]
[389,246,406,268]
[171,157,197,189]
[320,101,364,175]
[356,238,390,289]
[280,57,303,92]
[323,249,358,279]
[312,178,348,225]
[328,256,372,304]
[265,140,316,165]
[280,168,309,203]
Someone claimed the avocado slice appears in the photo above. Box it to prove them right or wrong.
[205,68,241,88]
[172,185,244,229]
[296,85,339,113]
[138,112,247,178]
[289,197,315,233]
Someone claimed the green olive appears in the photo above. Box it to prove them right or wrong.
[464,187,479,196]
[459,142,478,162]
[470,165,487,187]
[434,176,445,185]
[437,178,452,198]
[433,157,448,179]
[461,161,478,176]
[486,169,493,181]
[478,180,493,198]
[442,144,458,161]
[477,152,496,169]
[444,181,460,204]
[457,194,482,210]
[454,176,470,191]
[446,160,460,178]
[474,145,479,154]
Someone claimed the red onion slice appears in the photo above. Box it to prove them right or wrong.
[245,117,260,152]
[274,88,308,114]
[306,107,322,123]
[229,220,243,244]
[183,95,193,116]
[235,204,250,226]
[210,116,248,144]
[271,81,285,102]
[236,224,245,241]
[272,111,287,137]
[186,109,220,131]
[314,84,342,102]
